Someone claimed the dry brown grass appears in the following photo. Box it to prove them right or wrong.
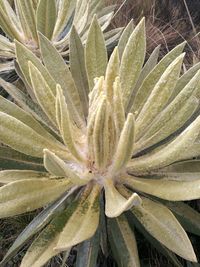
[107,0,200,67]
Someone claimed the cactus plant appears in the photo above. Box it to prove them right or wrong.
[0,18,200,267]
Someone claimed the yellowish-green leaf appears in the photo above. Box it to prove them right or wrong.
[0,178,72,218]
[44,149,87,185]
[53,0,75,38]
[113,77,125,139]
[131,197,197,262]
[132,42,186,116]
[56,86,84,162]
[0,95,58,143]
[70,26,89,118]
[108,214,140,267]
[0,0,22,41]
[15,41,56,92]
[15,0,38,41]
[111,113,135,174]
[119,18,146,110]
[0,111,67,158]
[36,0,56,39]
[85,15,108,90]
[29,62,57,126]
[55,184,100,251]
[39,33,85,128]
[0,170,48,183]
[129,116,200,173]
[104,179,141,218]
[135,53,185,140]
[118,19,134,59]
[93,96,109,169]
[123,175,200,201]
[105,47,120,102]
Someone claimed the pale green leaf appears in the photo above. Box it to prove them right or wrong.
[93,97,109,169]
[36,0,56,39]
[0,111,67,158]
[39,33,85,128]
[108,214,140,267]
[0,178,72,218]
[104,47,120,102]
[132,42,186,116]
[56,86,84,162]
[119,18,146,110]
[135,53,185,140]
[104,179,141,218]
[85,15,108,90]
[0,170,48,183]
[0,188,76,266]
[128,115,200,173]
[118,19,134,59]
[0,145,44,171]
[29,62,57,126]
[70,26,89,118]
[53,0,75,38]
[55,185,100,251]
[15,0,38,41]
[111,113,135,174]
[131,197,196,262]
[44,149,87,185]
[15,41,56,92]
[123,175,200,201]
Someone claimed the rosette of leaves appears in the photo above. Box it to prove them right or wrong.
[0,0,121,75]
[0,17,200,267]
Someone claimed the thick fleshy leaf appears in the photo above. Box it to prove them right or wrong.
[128,115,200,173]
[0,178,72,218]
[0,111,67,158]
[36,0,56,39]
[113,77,125,139]
[0,170,48,183]
[164,202,200,236]
[170,62,200,101]
[123,175,200,201]
[56,87,84,162]
[93,97,109,169]
[0,95,58,143]
[118,19,134,59]
[53,0,75,38]
[44,149,87,185]
[76,229,100,267]
[135,53,184,140]
[127,212,183,267]
[132,42,186,116]
[104,179,141,218]
[39,33,85,128]
[0,145,44,171]
[111,113,135,174]
[20,209,73,267]
[108,214,140,267]
[104,47,120,102]
[15,0,38,41]
[0,188,76,266]
[128,45,161,110]
[70,26,89,118]
[29,62,57,126]
[55,184,100,251]
[85,15,108,90]
[131,197,197,262]
[15,41,56,91]
[0,0,22,41]
[120,18,146,110]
